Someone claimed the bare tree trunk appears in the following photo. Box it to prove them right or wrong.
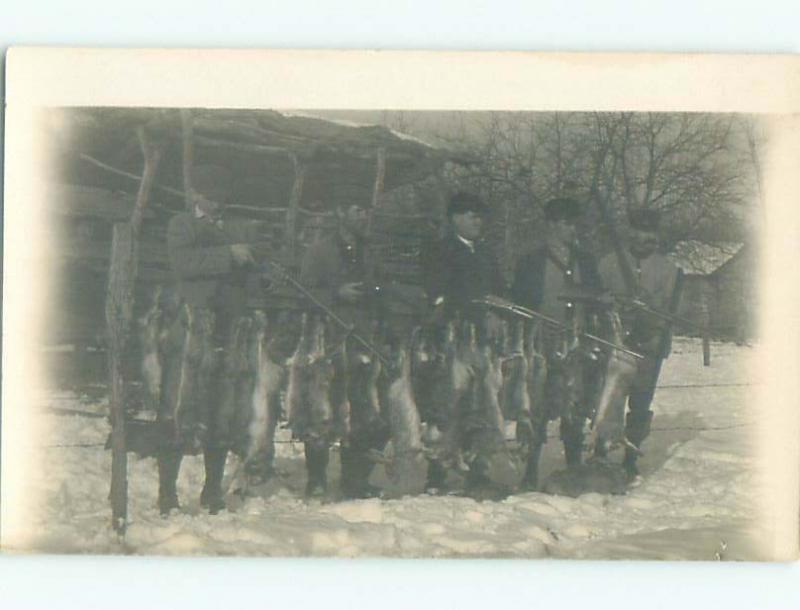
[590,115,639,294]
[366,147,387,238]
[105,127,162,536]
[180,109,194,212]
[285,154,307,265]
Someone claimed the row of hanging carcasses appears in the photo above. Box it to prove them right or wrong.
[138,288,640,491]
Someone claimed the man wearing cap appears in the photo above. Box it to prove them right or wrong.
[158,164,265,515]
[300,201,390,499]
[597,208,681,482]
[510,196,601,489]
[421,192,507,495]
[423,192,506,322]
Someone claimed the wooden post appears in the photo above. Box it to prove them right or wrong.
[371,147,387,209]
[105,127,162,535]
[701,288,712,367]
[180,109,195,212]
[106,224,134,535]
[366,147,387,239]
[285,154,307,266]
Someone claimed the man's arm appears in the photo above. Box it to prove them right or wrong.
[167,214,233,279]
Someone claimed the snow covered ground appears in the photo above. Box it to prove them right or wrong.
[11,338,766,559]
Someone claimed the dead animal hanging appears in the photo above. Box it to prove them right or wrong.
[286,314,335,442]
[381,342,426,493]
[521,320,548,449]
[240,310,284,485]
[216,315,254,452]
[161,303,215,449]
[470,325,518,482]
[420,320,470,475]
[330,341,352,444]
[500,320,531,444]
[345,325,384,440]
[586,310,641,456]
[139,286,165,411]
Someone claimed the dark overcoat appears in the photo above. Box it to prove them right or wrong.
[421,234,506,321]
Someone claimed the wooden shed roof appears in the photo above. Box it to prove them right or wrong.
[669,240,745,276]
[52,108,457,218]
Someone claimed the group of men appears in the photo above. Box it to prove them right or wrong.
[438,192,680,491]
[155,164,680,515]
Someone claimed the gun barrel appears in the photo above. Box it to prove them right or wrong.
[623,297,701,330]
[264,263,391,366]
[473,297,643,359]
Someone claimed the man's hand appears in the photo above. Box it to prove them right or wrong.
[230,244,255,266]
[337,281,364,303]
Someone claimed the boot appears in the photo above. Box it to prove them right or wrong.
[465,456,509,501]
[157,450,182,516]
[563,439,583,469]
[464,456,492,491]
[340,446,381,499]
[520,442,544,491]
[622,446,640,481]
[560,418,584,469]
[623,409,653,483]
[424,460,448,494]
[200,447,228,514]
[304,442,329,498]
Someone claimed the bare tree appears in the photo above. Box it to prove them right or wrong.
[438,111,758,264]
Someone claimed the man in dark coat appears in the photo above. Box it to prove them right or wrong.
[422,192,506,323]
[511,196,601,489]
[299,201,389,499]
[420,192,507,494]
[158,164,262,515]
[597,208,682,482]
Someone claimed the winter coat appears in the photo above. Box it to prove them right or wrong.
[597,250,681,359]
[421,233,506,322]
[166,211,262,337]
[511,245,601,322]
[300,231,380,338]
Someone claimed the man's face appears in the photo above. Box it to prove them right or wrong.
[548,217,578,248]
[629,228,659,258]
[193,192,224,220]
[452,210,484,241]
[339,204,368,236]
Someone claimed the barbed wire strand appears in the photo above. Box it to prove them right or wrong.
[40,421,752,450]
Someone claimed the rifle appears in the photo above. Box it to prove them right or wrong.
[473,295,643,360]
[560,290,701,334]
[613,291,702,334]
[261,261,390,367]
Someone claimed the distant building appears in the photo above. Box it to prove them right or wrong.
[669,241,756,343]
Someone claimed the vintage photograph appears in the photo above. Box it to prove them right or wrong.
[3,50,798,562]
[7,105,767,558]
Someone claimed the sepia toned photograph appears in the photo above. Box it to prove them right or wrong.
[2,51,798,561]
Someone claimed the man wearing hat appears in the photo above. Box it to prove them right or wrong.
[423,191,506,321]
[511,195,602,489]
[597,207,682,482]
[300,200,391,500]
[421,191,507,495]
[158,164,265,515]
